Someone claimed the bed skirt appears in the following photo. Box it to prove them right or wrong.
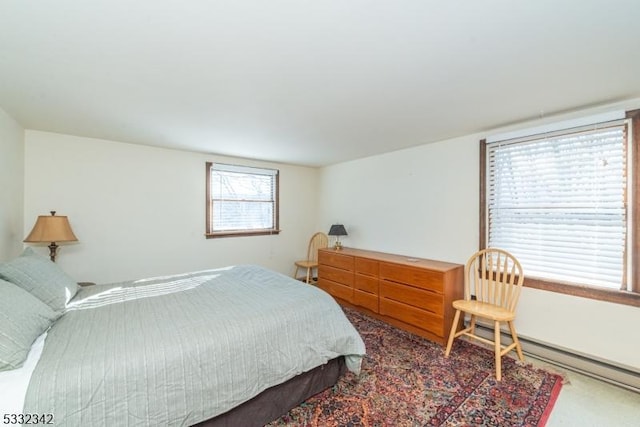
[195,357,347,427]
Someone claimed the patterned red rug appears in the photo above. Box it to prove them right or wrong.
[269,307,563,426]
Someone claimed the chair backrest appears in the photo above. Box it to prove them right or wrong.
[464,248,524,312]
[307,232,329,262]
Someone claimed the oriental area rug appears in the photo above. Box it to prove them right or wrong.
[269,307,564,427]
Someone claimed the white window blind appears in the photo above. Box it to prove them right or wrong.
[209,163,278,233]
[487,123,628,290]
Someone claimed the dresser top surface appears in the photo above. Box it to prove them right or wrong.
[319,247,463,272]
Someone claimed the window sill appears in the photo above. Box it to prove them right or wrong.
[205,229,281,239]
[525,277,640,307]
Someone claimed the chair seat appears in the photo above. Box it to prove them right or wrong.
[294,260,317,269]
[452,299,515,322]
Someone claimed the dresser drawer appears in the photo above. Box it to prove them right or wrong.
[354,290,379,313]
[379,262,444,293]
[380,281,443,316]
[318,265,353,286]
[354,274,378,294]
[355,257,379,276]
[319,251,354,271]
[317,279,354,303]
[379,298,444,337]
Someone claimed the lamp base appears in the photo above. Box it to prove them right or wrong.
[48,242,59,262]
[333,241,343,250]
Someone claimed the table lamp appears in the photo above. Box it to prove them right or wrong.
[328,224,348,250]
[24,211,78,262]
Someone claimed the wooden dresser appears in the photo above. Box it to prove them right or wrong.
[317,247,464,345]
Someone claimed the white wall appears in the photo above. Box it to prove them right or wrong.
[318,134,477,263]
[318,99,640,370]
[24,131,320,283]
[0,107,24,261]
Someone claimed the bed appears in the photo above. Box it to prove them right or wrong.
[0,249,366,426]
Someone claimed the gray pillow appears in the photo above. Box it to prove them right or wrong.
[0,279,59,371]
[0,247,79,312]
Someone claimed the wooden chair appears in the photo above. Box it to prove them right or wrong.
[445,248,525,381]
[294,232,328,284]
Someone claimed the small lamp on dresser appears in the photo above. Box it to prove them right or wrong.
[24,211,78,262]
[328,224,348,250]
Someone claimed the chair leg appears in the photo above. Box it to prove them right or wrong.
[445,309,461,357]
[469,315,476,335]
[508,321,525,361]
[494,320,502,381]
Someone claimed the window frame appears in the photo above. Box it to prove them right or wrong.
[479,109,640,307]
[205,162,280,238]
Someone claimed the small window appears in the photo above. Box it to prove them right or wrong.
[206,162,280,238]
[481,110,640,307]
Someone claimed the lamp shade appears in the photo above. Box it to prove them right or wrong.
[328,224,348,236]
[24,212,78,243]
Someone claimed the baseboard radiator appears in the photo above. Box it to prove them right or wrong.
[471,322,640,393]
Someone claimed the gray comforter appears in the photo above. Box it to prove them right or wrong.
[24,265,365,426]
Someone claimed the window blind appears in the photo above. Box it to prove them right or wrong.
[209,164,278,232]
[487,123,628,289]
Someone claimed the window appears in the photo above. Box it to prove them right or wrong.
[481,110,639,307]
[206,162,279,238]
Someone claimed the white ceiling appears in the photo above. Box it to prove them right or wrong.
[1,1,639,167]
